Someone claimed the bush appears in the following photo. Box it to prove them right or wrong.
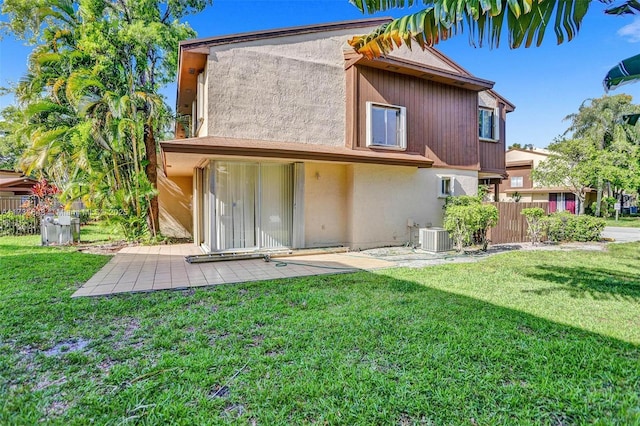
[544,212,605,242]
[601,197,617,218]
[571,215,606,242]
[0,211,40,236]
[443,197,498,251]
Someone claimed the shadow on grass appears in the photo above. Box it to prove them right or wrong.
[1,247,640,424]
[522,265,640,302]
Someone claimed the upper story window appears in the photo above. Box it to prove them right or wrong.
[510,176,523,188]
[366,102,407,150]
[479,107,499,141]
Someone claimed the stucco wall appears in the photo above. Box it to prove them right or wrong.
[206,30,361,146]
[532,193,548,203]
[506,149,549,168]
[199,62,209,137]
[204,28,472,147]
[158,172,193,239]
[303,162,349,247]
[347,164,478,250]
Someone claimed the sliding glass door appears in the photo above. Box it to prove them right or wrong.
[213,161,292,251]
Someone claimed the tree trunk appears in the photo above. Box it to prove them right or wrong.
[595,177,603,216]
[144,122,159,237]
[577,192,586,215]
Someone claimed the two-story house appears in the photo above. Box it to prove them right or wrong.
[498,148,595,213]
[158,18,514,252]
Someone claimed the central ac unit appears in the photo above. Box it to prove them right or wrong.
[418,228,452,252]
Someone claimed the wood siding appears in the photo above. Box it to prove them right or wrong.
[498,165,533,193]
[487,202,549,244]
[479,105,506,173]
[352,66,480,169]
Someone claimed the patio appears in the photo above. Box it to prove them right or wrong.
[72,244,395,297]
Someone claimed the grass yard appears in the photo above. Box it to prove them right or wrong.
[606,216,640,228]
[1,237,639,424]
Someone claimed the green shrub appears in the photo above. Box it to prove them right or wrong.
[601,197,617,218]
[544,212,605,242]
[571,215,606,242]
[444,194,483,207]
[0,211,40,236]
[444,198,498,251]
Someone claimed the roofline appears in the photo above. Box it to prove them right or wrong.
[160,135,434,175]
[506,148,549,156]
[175,18,393,119]
[417,46,515,112]
[179,18,393,52]
[506,160,534,168]
[0,177,38,189]
[344,51,495,92]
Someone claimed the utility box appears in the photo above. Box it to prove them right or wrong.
[41,214,80,245]
[418,228,452,252]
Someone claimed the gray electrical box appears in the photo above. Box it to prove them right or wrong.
[41,214,80,245]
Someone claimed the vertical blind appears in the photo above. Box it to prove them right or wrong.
[214,161,292,250]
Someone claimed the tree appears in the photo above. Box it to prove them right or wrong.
[520,207,545,245]
[532,138,597,215]
[348,1,640,57]
[0,106,28,170]
[1,0,212,238]
[563,94,640,215]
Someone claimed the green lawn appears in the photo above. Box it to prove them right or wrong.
[79,221,126,243]
[606,216,640,228]
[1,237,639,424]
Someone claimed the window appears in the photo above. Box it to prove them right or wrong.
[510,176,523,188]
[438,176,454,198]
[479,108,499,141]
[366,102,407,150]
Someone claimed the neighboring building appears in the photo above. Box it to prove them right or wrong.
[0,170,36,196]
[158,19,515,252]
[498,148,594,214]
[0,170,37,213]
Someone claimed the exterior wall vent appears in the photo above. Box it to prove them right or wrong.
[418,228,452,252]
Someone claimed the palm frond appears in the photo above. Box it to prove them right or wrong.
[349,0,592,57]
[604,0,640,15]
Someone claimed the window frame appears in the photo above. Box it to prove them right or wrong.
[438,176,455,198]
[365,101,407,151]
[478,107,500,142]
[510,176,524,188]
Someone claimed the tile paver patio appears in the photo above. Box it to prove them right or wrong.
[72,244,395,297]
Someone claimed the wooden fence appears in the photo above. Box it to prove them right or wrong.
[487,202,549,244]
[0,196,32,213]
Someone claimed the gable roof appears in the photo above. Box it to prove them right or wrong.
[176,18,515,115]
[178,18,393,53]
[0,174,37,194]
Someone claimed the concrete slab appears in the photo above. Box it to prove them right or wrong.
[602,226,640,243]
[72,244,396,297]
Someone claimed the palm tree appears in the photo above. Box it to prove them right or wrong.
[563,95,640,215]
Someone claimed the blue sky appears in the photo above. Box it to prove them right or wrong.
[3,0,640,147]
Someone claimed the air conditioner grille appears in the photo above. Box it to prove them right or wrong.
[418,228,452,252]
